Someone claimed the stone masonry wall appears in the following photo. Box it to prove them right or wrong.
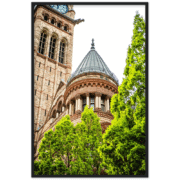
[34,5,75,130]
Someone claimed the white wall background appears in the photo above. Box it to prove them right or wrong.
[72,5,145,84]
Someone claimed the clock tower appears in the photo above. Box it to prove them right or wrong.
[34,4,84,135]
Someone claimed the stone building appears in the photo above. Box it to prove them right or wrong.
[34,5,119,159]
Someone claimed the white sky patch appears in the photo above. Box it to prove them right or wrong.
[72,5,145,85]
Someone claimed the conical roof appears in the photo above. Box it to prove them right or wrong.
[67,39,119,85]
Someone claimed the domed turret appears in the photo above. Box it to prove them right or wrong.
[67,39,119,86]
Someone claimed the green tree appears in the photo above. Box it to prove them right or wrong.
[53,115,76,169]
[98,12,146,175]
[69,106,103,175]
[34,108,104,175]
[34,115,74,175]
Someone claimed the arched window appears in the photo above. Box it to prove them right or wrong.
[52,110,56,118]
[64,25,68,31]
[59,41,65,63]
[44,15,48,21]
[51,19,55,25]
[38,30,47,54]
[57,22,61,28]
[48,35,56,59]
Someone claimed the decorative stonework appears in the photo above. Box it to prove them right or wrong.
[34,5,118,159]
[67,72,118,87]
[65,78,118,105]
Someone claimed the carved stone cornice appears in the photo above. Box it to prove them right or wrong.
[64,78,118,101]
[67,71,118,87]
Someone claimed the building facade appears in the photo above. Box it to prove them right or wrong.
[34,5,119,159]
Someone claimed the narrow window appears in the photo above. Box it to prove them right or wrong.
[44,15,48,21]
[48,80,50,85]
[37,75,39,81]
[35,89,36,95]
[49,35,56,59]
[50,67,51,72]
[44,110,46,116]
[59,41,65,64]
[39,62,41,67]
[38,31,46,54]
[51,19,54,24]
[57,22,61,28]
[101,98,105,112]
[64,26,67,31]
[90,96,95,110]
[39,33,46,53]
[82,97,86,111]
[60,72,62,77]
[47,94,48,100]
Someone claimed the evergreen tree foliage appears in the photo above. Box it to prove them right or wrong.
[98,12,146,175]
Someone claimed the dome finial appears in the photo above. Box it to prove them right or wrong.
[91,38,95,50]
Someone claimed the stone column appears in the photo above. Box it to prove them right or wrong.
[95,93,101,111]
[48,17,51,23]
[86,93,90,108]
[69,102,72,115]
[106,95,110,113]
[44,32,52,56]
[80,97,83,111]
[99,95,102,109]
[56,112,59,118]
[78,97,80,110]
[62,106,64,112]
[75,95,81,114]
[75,99,77,111]
[55,37,60,62]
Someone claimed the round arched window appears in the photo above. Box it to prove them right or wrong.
[51,19,55,25]
[44,15,48,21]
[57,23,61,28]
[64,25,68,31]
